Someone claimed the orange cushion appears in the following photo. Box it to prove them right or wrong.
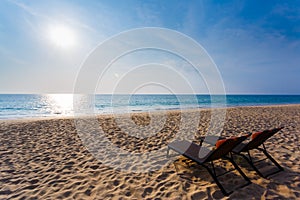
[251,131,262,140]
[215,136,237,148]
[215,139,227,148]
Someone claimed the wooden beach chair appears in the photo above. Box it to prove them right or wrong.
[167,135,251,196]
[231,127,284,178]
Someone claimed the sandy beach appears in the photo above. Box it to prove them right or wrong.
[0,104,300,199]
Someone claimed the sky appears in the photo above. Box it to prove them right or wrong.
[0,0,299,94]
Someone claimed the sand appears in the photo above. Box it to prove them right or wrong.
[0,105,300,199]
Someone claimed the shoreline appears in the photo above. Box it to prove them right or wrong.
[1,103,300,123]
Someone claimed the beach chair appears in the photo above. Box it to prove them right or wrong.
[167,135,251,196]
[232,127,284,178]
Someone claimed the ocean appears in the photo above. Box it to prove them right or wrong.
[1,94,300,119]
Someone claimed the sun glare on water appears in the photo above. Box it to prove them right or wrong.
[48,25,76,48]
[47,94,74,115]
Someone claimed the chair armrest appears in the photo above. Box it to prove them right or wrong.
[199,136,225,146]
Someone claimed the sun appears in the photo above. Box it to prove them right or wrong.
[48,25,76,48]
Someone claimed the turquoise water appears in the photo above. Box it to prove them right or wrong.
[1,94,300,119]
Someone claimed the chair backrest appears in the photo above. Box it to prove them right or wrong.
[206,135,249,162]
[244,127,284,151]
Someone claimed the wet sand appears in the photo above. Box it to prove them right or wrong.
[0,105,300,199]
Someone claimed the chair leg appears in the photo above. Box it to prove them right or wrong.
[172,157,251,196]
[202,159,252,196]
[227,156,251,185]
[202,164,231,196]
[261,149,284,177]
[166,147,170,158]
[239,153,265,177]
[173,159,231,196]
[236,150,283,178]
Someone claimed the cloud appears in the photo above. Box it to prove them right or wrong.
[8,0,37,15]
[7,0,98,34]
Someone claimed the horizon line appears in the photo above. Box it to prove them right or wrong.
[0,93,300,95]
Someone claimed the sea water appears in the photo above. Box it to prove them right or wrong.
[1,94,300,119]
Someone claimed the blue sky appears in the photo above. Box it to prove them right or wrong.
[0,0,299,94]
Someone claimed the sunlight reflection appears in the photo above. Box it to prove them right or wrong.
[46,94,74,115]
